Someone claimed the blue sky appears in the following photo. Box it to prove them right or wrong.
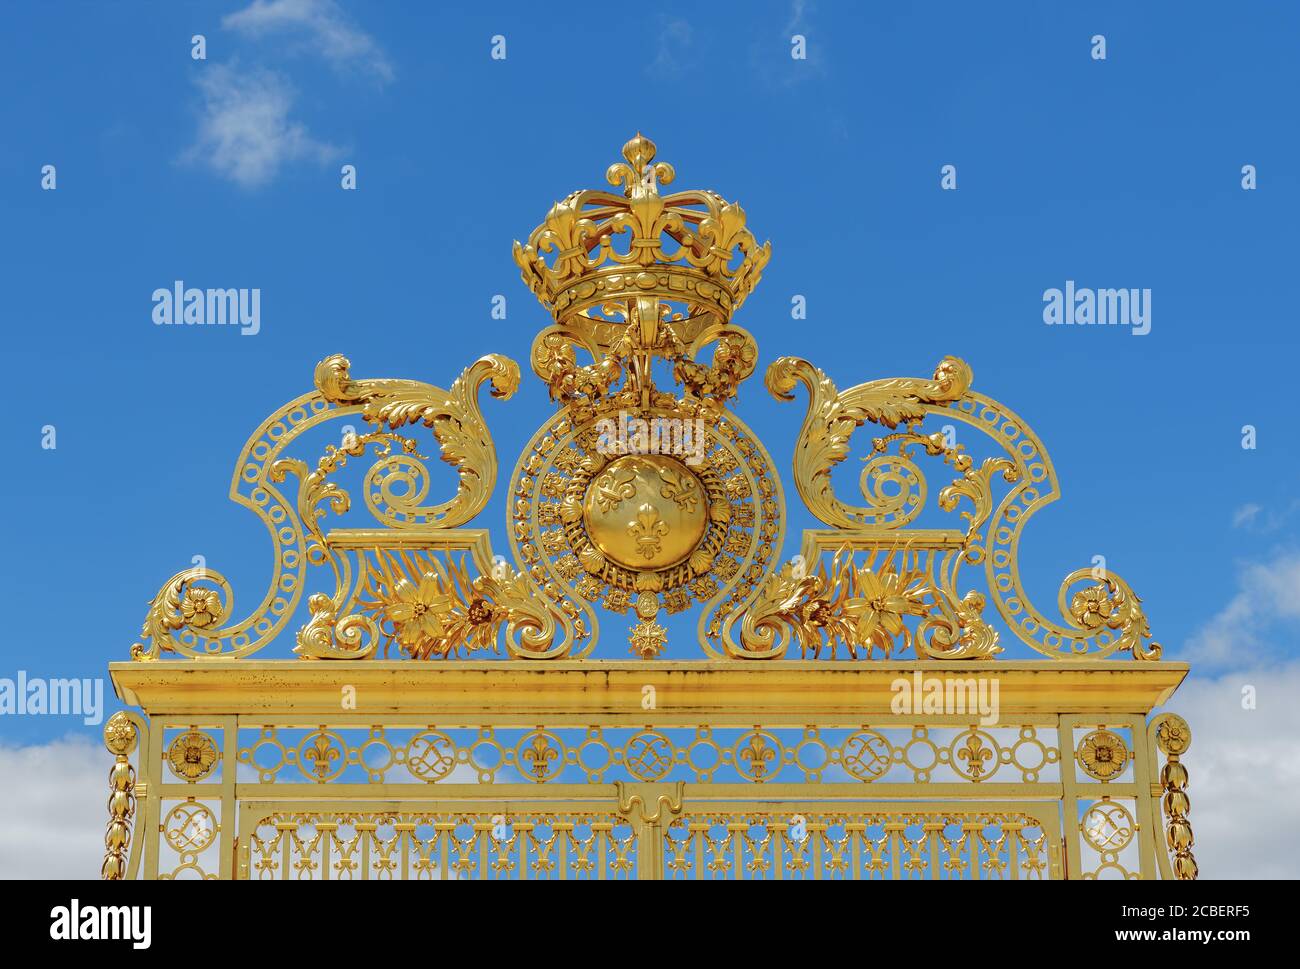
[1,1,1298,875]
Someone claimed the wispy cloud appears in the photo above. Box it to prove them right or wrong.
[223,0,394,83]
[748,0,826,90]
[1232,503,1263,528]
[1231,499,1300,533]
[650,18,694,75]
[182,64,339,189]
[782,0,811,37]
[1184,550,1300,667]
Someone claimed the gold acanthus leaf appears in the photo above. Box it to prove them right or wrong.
[295,593,380,660]
[314,353,519,528]
[766,356,973,528]
[937,455,1020,553]
[738,547,935,660]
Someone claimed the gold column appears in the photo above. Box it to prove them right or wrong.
[101,712,139,880]
[1153,713,1199,880]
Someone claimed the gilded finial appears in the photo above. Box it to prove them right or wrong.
[622,131,657,173]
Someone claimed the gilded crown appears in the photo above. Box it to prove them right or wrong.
[513,134,771,335]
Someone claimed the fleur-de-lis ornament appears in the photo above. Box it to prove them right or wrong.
[629,503,669,560]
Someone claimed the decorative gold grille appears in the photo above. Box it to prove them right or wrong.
[102,134,1198,881]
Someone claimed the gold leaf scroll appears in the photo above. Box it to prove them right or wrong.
[131,355,518,661]
[314,353,520,528]
[766,355,971,529]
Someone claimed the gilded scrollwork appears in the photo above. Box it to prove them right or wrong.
[107,134,1198,888]
[918,588,1002,660]
[126,134,1168,666]
[132,567,235,660]
[1060,571,1162,661]
[313,352,519,527]
[937,454,1020,553]
[295,593,381,660]
[130,352,519,661]
[768,353,1161,662]
[765,355,972,529]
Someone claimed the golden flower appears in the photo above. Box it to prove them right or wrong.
[385,573,452,653]
[167,731,219,781]
[102,712,137,756]
[1156,717,1191,755]
[181,587,222,629]
[1071,585,1114,630]
[434,592,500,655]
[467,597,494,626]
[360,555,526,659]
[715,334,757,373]
[799,598,833,627]
[1078,730,1128,780]
[843,566,930,654]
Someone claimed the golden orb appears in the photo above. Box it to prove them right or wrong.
[582,454,707,571]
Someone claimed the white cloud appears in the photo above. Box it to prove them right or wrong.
[782,0,810,35]
[1183,551,1300,666]
[0,735,104,879]
[650,19,693,75]
[747,0,825,89]
[1232,503,1262,528]
[223,0,394,83]
[1164,662,1300,879]
[183,64,339,189]
[1231,499,1299,533]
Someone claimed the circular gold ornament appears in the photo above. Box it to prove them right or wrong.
[1076,728,1128,781]
[1154,714,1191,756]
[167,730,220,781]
[163,802,216,853]
[103,712,138,756]
[1082,800,1135,853]
[582,454,707,571]
[509,400,783,654]
[634,591,660,619]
